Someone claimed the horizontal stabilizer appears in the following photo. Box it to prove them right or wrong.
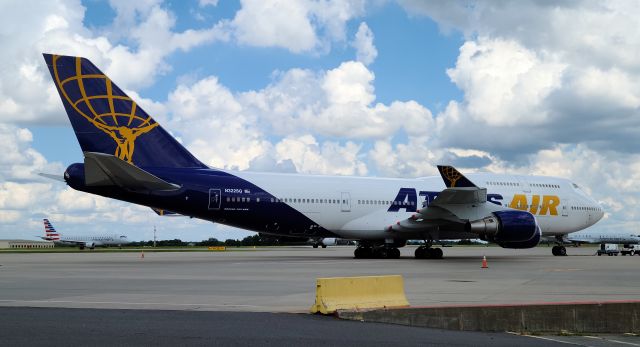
[38,173,65,182]
[437,165,477,188]
[84,152,180,192]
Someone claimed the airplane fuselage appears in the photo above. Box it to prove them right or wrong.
[64,164,603,243]
[54,235,129,247]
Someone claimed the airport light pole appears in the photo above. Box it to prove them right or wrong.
[153,225,157,248]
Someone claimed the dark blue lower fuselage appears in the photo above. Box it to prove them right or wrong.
[64,163,338,238]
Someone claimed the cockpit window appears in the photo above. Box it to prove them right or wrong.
[572,183,579,189]
[120,235,127,239]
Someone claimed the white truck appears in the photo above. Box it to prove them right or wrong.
[621,244,640,256]
[596,243,619,256]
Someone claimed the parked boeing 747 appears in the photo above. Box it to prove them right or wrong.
[40,219,130,249]
[41,54,604,258]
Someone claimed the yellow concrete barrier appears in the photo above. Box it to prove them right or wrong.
[310,275,410,314]
[207,246,226,251]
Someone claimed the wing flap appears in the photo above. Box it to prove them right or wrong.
[430,187,487,206]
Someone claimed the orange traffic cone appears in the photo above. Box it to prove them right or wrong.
[140,249,145,259]
[481,256,488,269]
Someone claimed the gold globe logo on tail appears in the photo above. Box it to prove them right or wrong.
[51,55,158,164]
[441,166,462,187]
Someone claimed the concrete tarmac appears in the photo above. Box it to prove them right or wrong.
[1,245,638,312]
[0,307,567,347]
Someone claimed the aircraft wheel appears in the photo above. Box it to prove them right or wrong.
[389,248,401,259]
[557,246,567,256]
[321,245,327,248]
[431,248,443,259]
[313,244,318,249]
[374,247,388,259]
[415,247,425,259]
[354,247,369,259]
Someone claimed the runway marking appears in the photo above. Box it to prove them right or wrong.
[584,336,640,346]
[0,299,265,309]
[547,268,584,272]
[232,261,371,265]
[510,333,594,346]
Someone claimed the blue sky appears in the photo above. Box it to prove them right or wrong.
[1,0,639,242]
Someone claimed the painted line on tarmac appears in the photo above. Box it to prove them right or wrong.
[232,261,372,265]
[584,336,640,347]
[0,299,265,309]
[509,333,593,346]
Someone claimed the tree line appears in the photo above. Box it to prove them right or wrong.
[127,234,311,247]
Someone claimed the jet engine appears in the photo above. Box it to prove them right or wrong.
[466,210,541,249]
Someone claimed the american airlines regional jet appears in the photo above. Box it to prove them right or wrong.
[567,230,640,246]
[40,218,130,249]
[42,54,604,259]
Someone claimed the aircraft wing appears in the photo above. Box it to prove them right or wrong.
[389,166,504,236]
[84,152,180,192]
[151,208,183,217]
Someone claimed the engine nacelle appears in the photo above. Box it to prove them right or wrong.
[466,210,541,249]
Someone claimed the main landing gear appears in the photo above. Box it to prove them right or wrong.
[413,239,443,259]
[354,245,401,259]
[414,246,443,259]
[552,235,567,256]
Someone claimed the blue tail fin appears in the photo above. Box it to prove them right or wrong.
[43,53,206,169]
[437,165,477,188]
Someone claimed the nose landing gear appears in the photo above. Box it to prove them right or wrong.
[552,236,567,256]
[551,245,567,256]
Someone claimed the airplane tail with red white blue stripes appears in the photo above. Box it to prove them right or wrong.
[43,218,61,241]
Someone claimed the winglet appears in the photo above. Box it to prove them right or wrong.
[437,165,477,188]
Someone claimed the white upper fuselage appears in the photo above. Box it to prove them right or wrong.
[232,171,604,241]
[54,234,130,247]
[568,230,640,244]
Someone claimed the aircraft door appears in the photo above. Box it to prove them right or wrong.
[515,176,532,193]
[341,192,351,212]
[561,198,569,217]
[208,189,221,210]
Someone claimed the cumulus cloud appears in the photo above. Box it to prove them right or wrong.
[352,22,377,65]
[166,76,269,170]
[446,38,565,127]
[399,1,640,157]
[274,135,367,175]
[241,61,434,139]
[0,0,227,125]
[226,0,365,53]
